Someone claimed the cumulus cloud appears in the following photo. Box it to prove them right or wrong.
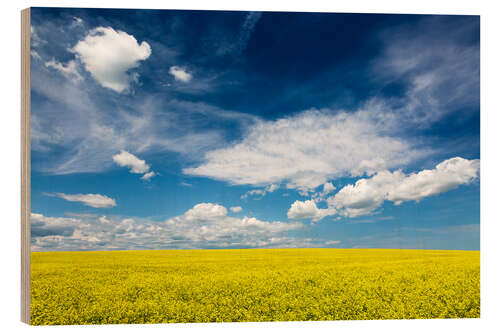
[184,203,228,221]
[113,150,156,180]
[31,203,303,251]
[350,158,387,177]
[169,66,192,82]
[113,150,149,173]
[328,171,404,217]
[45,59,83,82]
[185,109,421,194]
[31,213,79,237]
[387,157,480,204]
[287,200,336,222]
[230,206,243,213]
[165,203,303,246]
[329,157,480,217]
[71,27,151,92]
[51,193,117,208]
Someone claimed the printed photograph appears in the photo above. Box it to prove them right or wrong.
[29,8,480,325]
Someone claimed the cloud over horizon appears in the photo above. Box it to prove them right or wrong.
[31,203,304,251]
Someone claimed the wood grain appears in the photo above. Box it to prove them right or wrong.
[21,7,31,325]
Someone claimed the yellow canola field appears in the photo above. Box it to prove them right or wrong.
[31,248,480,325]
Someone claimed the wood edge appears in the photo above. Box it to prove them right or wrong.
[21,7,31,325]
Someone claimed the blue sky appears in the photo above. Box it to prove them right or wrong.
[29,8,480,251]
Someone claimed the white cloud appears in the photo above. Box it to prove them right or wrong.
[241,184,279,200]
[230,206,243,213]
[325,240,341,245]
[29,77,237,175]
[165,203,303,246]
[71,27,151,92]
[387,157,480,204]
[113,150,157,181]
[112,150,150,174]
[45,59,83,82]
[98,216,111,224]
[328,170,404,217]
[215,12,262,56]
[287,200,336,222]
[350,157,387,177]
[184,203,228,221]
[266,184,279,192]
[374,18,479,126]
[30,26,45,47]
[241,189,265,199]
[169,66,192,82]
[31,204,303,251]
[238,12,262,52]
[185,109,421,194]
[329,157,480,217]
[31,213,79,237]
[52,193,117,208]
[30,50,41,60]
[312,182,336,202]
[141,171,156,181]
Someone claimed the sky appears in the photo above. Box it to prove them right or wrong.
[29,8,480,251]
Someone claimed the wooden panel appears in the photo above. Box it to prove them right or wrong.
[21,7,31,325]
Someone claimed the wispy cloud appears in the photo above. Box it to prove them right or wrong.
[47,193,117,208]
[413,224,480,235]
[140,171,156,181]
[373,16,479,126]
[237,12,262,53]
[347,216,395,224]
[45,59,83,83]
[324,240,341,246]
[241,184,279,200]
[30,26,46,47]
[211,11,262,57]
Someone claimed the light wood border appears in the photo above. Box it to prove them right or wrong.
[21,7,31,325]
